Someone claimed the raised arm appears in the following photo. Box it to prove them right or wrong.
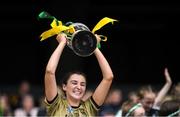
[92,46,114,106]
[153,67,172,108]
[44,33,67,102]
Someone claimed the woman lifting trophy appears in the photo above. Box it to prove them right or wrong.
[38,11,117,116]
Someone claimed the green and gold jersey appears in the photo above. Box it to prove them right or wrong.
[44,93,99,117]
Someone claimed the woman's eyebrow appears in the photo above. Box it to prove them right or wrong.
[70,80,77,83]
[70,80,86,84]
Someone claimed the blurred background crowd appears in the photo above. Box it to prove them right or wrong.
[0,71,180,116]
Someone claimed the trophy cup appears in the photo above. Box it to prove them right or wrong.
[64,23,97,57]
[38,11,117,57]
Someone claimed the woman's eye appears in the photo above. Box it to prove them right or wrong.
[81,83,86,86]
[72,82,77,85]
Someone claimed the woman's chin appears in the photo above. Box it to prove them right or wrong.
[72,95,83,100]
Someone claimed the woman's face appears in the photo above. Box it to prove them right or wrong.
[63,74,86,101]
[141,92,155,112]
[133,106,145,117]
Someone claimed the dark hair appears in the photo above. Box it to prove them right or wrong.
[61,70,87,87]
[159,99,180,116]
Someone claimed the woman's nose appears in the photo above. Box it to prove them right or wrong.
[77,84,81,89]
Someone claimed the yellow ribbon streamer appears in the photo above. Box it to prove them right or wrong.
[40,19,72,41]
[40,17,117,41]
[92,17,118,33]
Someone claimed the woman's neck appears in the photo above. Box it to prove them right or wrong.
[67,97,81,107]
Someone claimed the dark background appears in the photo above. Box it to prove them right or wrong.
[0,0,179,91]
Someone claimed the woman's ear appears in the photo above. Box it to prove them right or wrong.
[62,84,67,91]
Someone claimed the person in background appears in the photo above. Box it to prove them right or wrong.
[137,67,172,116]
[99,88,122,116]
[128,91,139,103]
[121,100,145,117]
[14,94,38,117]
[170,82,180,101]
[10,80,31,111]
[159,99,180,116]
[0,94,12,116]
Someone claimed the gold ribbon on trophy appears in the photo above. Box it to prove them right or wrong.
[38,11,118,56]
[38,11,117,42]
